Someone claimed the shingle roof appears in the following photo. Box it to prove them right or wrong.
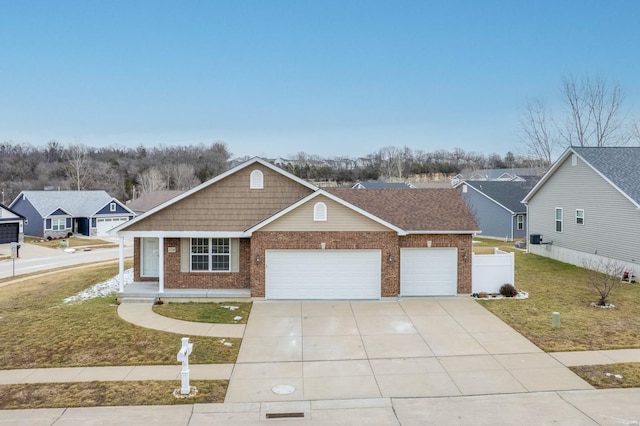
[327,188,480,232]
[572,147,640,204]
[126,190,184,213]
[15,191,116,217]
[352,182,415,189]
[463,180,538,213]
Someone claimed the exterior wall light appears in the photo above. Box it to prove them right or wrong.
[387,253,393,263]
[255,254,261,264]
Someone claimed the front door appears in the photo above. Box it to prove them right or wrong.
[141,237,160,277]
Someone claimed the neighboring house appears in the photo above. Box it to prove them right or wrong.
[113,157,479,300]
[10,191,135,238]
[455,180,537,241]
[126,190,184,215]
[0,203,25,244]
[451,168,544,186]
[351,181,416,189]
[523,147,640,277]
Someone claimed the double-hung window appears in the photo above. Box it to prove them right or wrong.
[555,208,563,232]
[52,218,66,231]
[191,238,230,272]
[516,214,524,230]
[576,209,584,225]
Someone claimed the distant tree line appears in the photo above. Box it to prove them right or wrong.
[0,141,232,204]
[0,139,541,204]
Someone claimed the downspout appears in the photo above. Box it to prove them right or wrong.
[524,202,530,253]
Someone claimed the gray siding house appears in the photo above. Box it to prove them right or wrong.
[523,147,640,277]
[456,180,534,241]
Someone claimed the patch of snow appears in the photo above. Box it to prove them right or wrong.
[233,316,242,321]
[222,305,239,311]
[63,269,133,304]
[64,248,76,253]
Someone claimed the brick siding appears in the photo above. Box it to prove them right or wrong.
[133,233,473,295]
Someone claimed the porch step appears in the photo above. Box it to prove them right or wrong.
[118,297,156,304]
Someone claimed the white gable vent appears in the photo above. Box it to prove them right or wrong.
[250,170,264,189]
[313,202,327,221]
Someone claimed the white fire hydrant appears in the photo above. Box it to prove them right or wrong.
[177,337,194,395]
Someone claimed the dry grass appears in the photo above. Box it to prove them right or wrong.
[153,301,252,324]
[0,263,240,369]
[24,236,117,249]
[570,363,640,389]
[0,380,227,409]
[473,238,640,352]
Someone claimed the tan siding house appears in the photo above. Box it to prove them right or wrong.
[113,157,479,300]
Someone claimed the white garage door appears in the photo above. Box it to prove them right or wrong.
[401,248,458,296]
[96,217,129,237]
[266,250,381,300]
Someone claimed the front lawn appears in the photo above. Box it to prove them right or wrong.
[153,301,252,324]
[0,380,228,409]
[24,236,117,249]
[474,238,640,352]
[0,263,240,370]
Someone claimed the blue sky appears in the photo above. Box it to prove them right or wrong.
[1,1,639,160]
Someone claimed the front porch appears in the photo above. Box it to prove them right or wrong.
[117,281,251,303]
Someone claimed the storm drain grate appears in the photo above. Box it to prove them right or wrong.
[265,412,305,419]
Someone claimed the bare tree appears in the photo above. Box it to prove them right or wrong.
[559,75,629,147]
[521,75,634,164]
[172,164,199,190]
[65,143,93,191]
[520,98,558,165]
[138,167,167,194]
[378,146,406,179]
[582,257,627,306]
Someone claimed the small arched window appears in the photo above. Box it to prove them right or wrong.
[250,170,264,189]
[313,202,327,221]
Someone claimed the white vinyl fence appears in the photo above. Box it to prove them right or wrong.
[472,249,515,293]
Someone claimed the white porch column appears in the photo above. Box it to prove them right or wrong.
[118,237,125,293]
[158,237,164,293]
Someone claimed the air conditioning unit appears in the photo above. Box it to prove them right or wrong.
[530,234,542,245]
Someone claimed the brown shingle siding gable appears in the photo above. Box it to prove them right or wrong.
[326,188,480,232]
[124,163,314,232]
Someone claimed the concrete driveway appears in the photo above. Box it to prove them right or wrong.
[226,298,592,403]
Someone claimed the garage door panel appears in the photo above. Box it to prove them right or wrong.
[96,217,128,236]
[0,223,19,244]
[266,250,381,300]
[401,248,457,296]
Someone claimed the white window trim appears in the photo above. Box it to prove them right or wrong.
[313,202,327,221]
[516,214,524,230]
[51,217,66,231]
[190,238,231,272]
[250,170,264,189]
[110,202,117,212]
[576,209,585,225]
[555,208,563,233]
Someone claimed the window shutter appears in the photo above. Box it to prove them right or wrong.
[230,239,239,272]
[66,218,72,229]
[46,218,52,230]
[180,238,190,272]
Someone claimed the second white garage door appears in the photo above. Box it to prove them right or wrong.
[400,248,458,296]
[266,250,381,300]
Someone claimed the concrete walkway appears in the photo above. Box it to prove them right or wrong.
[118,302,246,338]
